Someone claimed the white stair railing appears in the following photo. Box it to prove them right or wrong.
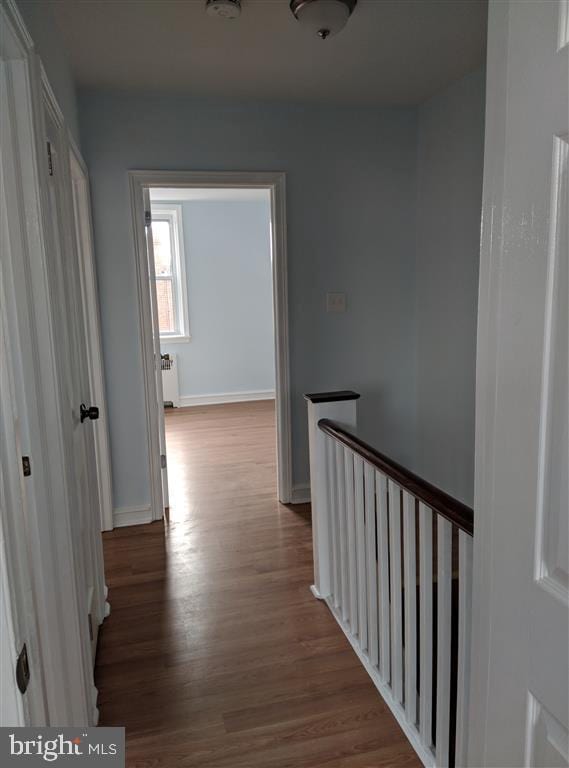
[305,392,474,768]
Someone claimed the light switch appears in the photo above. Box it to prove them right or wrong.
[326,292,346,313]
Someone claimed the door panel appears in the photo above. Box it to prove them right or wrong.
[42,91,105,719]
[471,2,569,765]
[144,189,169,514]
[69,151,108,649]
[70,151,114,533]
[535,134,568,599]
[527,695,569,768]
[0,170,47,726]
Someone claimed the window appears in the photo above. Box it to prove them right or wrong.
[151,205,190,341]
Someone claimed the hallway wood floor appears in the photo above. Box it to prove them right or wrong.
[97,400,421,767]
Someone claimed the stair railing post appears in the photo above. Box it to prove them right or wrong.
[304,391,359,601]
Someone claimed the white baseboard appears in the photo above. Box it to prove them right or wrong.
[290,484,311,504]
[178,390,275,408]
[113,505,153,528]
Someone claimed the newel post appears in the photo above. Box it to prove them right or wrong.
[304,391,360,601]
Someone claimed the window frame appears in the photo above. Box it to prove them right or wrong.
[151,204,190,342]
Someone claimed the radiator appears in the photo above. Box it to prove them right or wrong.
[161,354,180,408]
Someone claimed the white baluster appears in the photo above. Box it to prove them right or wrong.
[344,449,358,635]
[377,471,391,683]
[389,480,403,704]
[419,502,434,750]
[455,530,473,768]
[354,456,367,651]
[326,438,340,609]
[436,516,452,768]
[403,491,417,727]
[364,463,378,667]
[336,442,349,622]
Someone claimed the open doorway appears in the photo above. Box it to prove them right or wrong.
[128,171,292,522]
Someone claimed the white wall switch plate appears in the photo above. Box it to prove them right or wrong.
[326,292,346,313]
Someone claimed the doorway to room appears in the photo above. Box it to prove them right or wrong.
[128,171,292,523]
[151,185,277,519]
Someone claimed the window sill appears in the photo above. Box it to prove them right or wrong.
[160,335,191,344]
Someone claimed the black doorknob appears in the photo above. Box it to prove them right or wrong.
[80,404,100,423]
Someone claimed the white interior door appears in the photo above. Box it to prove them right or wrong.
[143,188,170,513]
[42,90,105,714]
[69,149,114,533]
[0,275,38,727]
[0,165,47,727]
[470,2,568,766]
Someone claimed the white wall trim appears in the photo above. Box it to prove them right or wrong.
[113,506,153,528]
[2,0,34,54]
[290,483,311,504]
[178,390,275,408]
[468,3,508,764]
[128,170,293,510]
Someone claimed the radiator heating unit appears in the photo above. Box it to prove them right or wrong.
[161,354,179,408]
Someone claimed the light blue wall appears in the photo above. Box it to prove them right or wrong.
[13,0,485,511]
[159,197,275,398]
[414,69,485,505]
[16,0,81,145]
[78,92,419,509]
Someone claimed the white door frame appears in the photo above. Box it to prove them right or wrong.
[128,170,292,515]
[142,186,170,514]
[69,141,114,532]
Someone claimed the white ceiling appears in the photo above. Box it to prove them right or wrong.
[149,187,270,202]
[51,0,487,106]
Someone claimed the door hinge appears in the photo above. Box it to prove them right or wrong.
[46,141,53,176]
[145,210,152,227]
[22,456,31,477]
[16,643,30,694]
[161,454,167,469]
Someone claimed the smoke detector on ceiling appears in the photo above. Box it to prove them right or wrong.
[205,0,241,20]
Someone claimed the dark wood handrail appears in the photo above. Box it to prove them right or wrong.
[318,418,474,536]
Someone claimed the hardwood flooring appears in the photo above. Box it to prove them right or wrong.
[97,400,421,767]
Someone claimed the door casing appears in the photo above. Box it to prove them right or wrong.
[129,170,292,518]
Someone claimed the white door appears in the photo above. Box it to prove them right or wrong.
[470,2,568,766]
[42,93,105,710]
[0,172,47,727]
[143,189,170,513]
[70,150,114,534]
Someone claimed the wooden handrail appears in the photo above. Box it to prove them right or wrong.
[318,418,474,536]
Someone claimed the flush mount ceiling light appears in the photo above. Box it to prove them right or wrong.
[290,0,357,40]
[205,0,241,20]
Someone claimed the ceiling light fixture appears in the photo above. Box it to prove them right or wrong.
[290,0,357,40]
[205,0,241,20]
